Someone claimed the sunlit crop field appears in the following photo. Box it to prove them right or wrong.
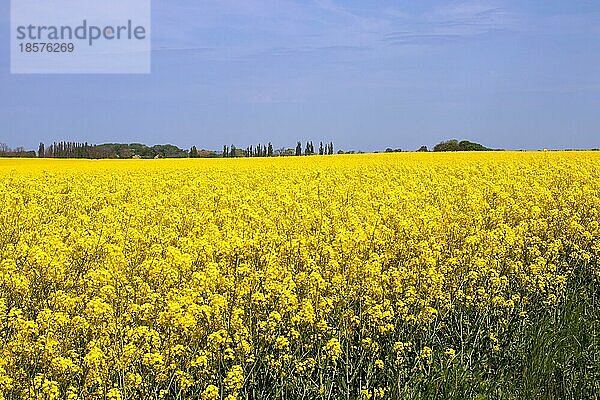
[1,153,599,400]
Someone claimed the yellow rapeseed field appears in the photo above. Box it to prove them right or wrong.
[0,152,599,399]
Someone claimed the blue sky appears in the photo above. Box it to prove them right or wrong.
[2,0,600,151]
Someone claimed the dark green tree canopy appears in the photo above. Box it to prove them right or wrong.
[433,139,493,152]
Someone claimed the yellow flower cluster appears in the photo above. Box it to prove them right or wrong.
[0,152,598,399]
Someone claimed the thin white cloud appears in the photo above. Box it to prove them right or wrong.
[384,1,518,46]
[151,0,520,57]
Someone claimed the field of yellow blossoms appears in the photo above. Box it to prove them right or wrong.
[0,152,599,400]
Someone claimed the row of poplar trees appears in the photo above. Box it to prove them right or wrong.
[223,141,334,158]
[295,141,334,156]
[38,142,91,158]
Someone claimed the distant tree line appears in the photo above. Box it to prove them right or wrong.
[189,146,220,158]
[0,143,36,158]
[432,139,494,152]
[37,142,193,159]
[42,141,91,158]
[28,140,337,159]
[1,138,504,159]
[223,141,334,158]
